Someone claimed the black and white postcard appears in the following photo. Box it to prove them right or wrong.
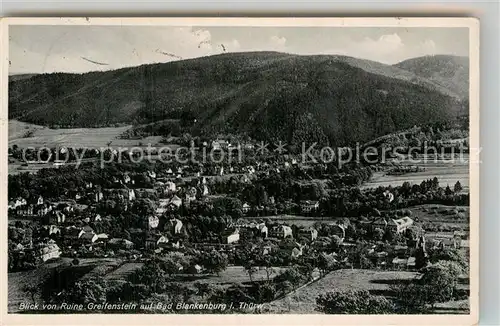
[1,17,479,326]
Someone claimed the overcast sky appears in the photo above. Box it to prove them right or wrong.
[9,26,469,74]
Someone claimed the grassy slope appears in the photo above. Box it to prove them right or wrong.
[9,52,467,146]
[8,258,120,312]
[264,269,417,313]
[264,268,469,314]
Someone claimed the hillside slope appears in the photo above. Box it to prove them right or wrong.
[9,52,467,146]
[395,55,469,100]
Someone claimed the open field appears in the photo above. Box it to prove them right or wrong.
[362,156,469,191]
[8,120,183,175]
[104,262,144,281]
[193,266,287,285]
[8,160,67,175]
[263,269,469,314]
[9,120,171,150]
[9,120,133,148]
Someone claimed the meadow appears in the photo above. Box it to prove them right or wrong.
[8,120,166,149]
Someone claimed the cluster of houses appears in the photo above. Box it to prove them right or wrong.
[8,145,470,272]
[208,139,257,151]
[8,211,189,263]
[8,196,48,217]
[5,185,417,266]
[10,146,319,221]
[8,177,469,268]
[370,216,415,234]
[36,240,62,262]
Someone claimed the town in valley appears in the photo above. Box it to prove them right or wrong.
[7,24,472,315]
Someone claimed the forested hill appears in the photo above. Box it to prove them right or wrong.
[9,52,468,146]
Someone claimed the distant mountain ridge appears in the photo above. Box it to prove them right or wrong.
[9,52,468,146]
[395,55,469,100]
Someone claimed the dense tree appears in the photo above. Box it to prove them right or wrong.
[275,265,308,290]
[22,284,39,305]
[260,255,275,281]
[393,261,462,312]
[107,282,150,303]
[132,198,156,216]
[161,257,183,277]
[428,247,467,270]
[194,282,218,299]
[330,235,343,251]
[256,282,277,303]
[243,259,259,283]
[200,251,229,276]
[314,253,337,277]
[316,289,395,314]
[58,277,108,306]
[129,260,167,293]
